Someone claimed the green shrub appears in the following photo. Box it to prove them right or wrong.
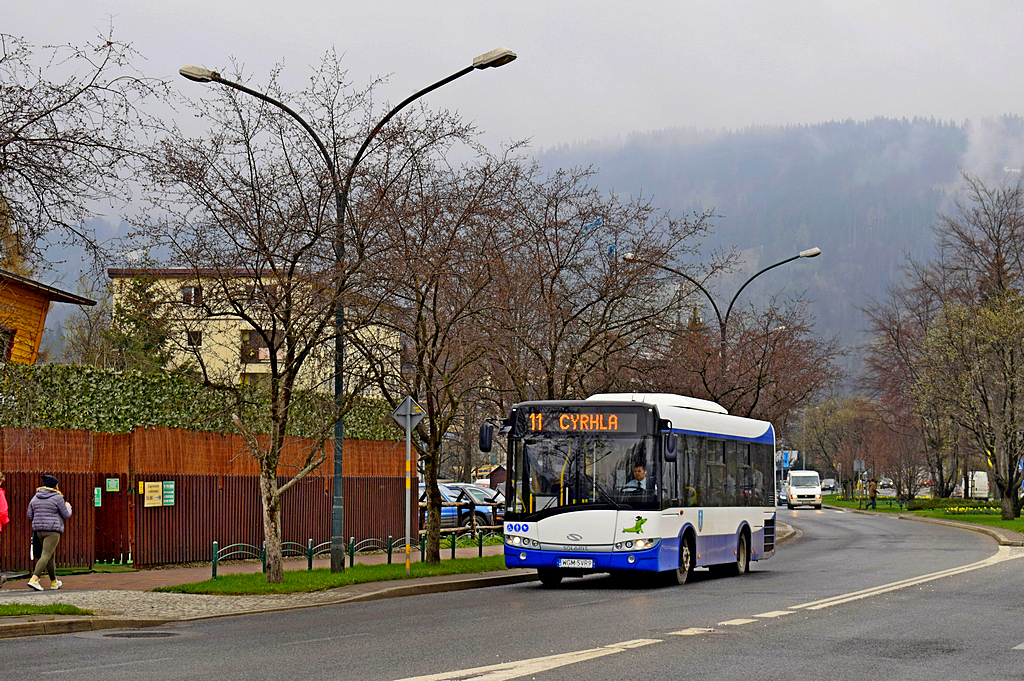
[906,498,996,511]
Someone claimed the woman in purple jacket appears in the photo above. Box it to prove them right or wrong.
[26,474,72,591]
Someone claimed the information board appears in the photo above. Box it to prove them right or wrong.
[144,482,163,507]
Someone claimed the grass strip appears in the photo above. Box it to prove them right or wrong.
[823,495,1024,532]
[155,554,507,595]
[0,604,93,617]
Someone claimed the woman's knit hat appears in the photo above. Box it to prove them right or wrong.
[41,474,59,488]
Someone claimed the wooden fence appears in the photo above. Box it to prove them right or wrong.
[0,427,415,569]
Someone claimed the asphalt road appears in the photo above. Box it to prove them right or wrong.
[3,508,1021,681]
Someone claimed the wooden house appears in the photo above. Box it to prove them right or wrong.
[0,268,96,363]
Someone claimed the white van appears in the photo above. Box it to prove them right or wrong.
[786,470,822,509]
[959,471,990,500]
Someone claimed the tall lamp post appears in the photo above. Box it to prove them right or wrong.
[625,247,821,375]
[180,47,516,572]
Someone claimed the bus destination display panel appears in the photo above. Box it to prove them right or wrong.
[524,409,639,434]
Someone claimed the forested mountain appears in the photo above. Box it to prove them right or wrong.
[536,116,1024,370]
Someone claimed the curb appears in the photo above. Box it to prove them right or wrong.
[827,505,1024,547]
[0,570,539,639]
[0,617,169,639]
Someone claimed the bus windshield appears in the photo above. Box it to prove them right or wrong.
[510,433,658,514]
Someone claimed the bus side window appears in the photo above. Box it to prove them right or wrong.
[725,440,738,506]
[739,443,754,506]
[706,439,725,506]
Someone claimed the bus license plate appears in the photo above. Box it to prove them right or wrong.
[558,558,593,569]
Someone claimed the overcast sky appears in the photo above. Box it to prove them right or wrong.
[8,1,1024,152]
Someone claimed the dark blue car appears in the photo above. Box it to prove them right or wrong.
[419,483,501,528]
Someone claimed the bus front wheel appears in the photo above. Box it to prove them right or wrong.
[669,534,695,585]
[538,569,563,587]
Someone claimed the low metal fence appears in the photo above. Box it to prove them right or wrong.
[211,530,505,579]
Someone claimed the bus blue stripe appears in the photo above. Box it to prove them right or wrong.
[672,425,775,444]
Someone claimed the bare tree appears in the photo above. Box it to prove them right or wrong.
[797,396,876,498]
[653,294,842,439]
[866,173,1024,518]
[0,29,163,269]
[349,151,520,562]
[863,277,959,497]
[480,165,715,411]
[135,54,411,580]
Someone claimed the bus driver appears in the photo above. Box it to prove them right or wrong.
[622,464,646,491]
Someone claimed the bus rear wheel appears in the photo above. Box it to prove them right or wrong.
[733,533,750,575]
[538,569,563,587]
[669,534,695,585]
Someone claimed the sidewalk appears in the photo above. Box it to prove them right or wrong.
[0,543,532,639]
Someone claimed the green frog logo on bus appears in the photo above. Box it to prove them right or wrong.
[622,516,647,534]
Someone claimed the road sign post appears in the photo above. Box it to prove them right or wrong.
[392,396,425,576]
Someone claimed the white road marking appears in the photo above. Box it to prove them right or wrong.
[396,546,1023,681]
[42,657,175,675]
[791,546,1024,611]
[393,639,661,681]
[565,598,614,608]
[289,632,371,645]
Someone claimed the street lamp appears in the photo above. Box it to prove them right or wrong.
[624,247,821,375]
[180,48,516,572]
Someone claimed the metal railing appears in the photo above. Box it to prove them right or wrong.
[211,531,505,578]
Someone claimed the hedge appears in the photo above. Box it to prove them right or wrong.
[906,498,998,512]
[0,363,401,440]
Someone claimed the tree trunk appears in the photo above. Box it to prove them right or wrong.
[260,470,284,582]
[423,451,442,564]
[1001,495,1015,521]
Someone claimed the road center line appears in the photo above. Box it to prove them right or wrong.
[42,657,176,675]
[392,639,661,681]
[289,632,371,645]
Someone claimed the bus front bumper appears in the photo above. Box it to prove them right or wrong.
[505,540,675,573]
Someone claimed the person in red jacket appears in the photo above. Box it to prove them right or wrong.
[26,474,72,591]
[0,471,9,588]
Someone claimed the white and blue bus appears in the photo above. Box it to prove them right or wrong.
[479,393,777,586]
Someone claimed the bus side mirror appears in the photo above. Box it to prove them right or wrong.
[661,420,677,462]
[479,422,494,453]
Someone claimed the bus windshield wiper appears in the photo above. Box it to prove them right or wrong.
[592,480,625,510]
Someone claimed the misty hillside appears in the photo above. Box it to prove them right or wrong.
[536,116,1024,367]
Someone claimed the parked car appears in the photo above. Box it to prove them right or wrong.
[821,478,837,492]
[419,483,502,529]
[419,483,459,528]
[776,482,788,506]
[445,482,504,526]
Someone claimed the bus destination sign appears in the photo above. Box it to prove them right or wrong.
[526,411,639,434]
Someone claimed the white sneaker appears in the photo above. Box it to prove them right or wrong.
[27,576,43,591]
[50,580,62,590]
